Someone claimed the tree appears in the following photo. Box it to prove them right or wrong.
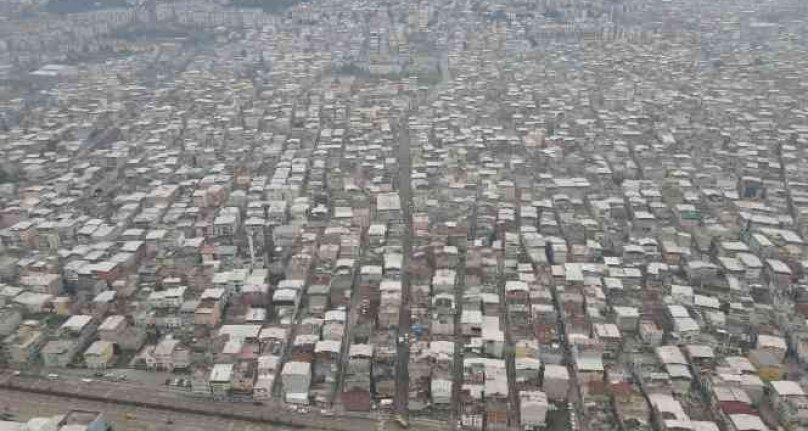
[0,166,16,184]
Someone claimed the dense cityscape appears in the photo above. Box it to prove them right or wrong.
[1,0,808,430]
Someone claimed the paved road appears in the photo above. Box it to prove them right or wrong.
[0,388,291,431]
[29,366,174,387]
[502,193,521,430]
[394,114,413,418]
[450,184,479,429]
[0,374,379,431]
[552,290,588,431]
[333,249,365,408]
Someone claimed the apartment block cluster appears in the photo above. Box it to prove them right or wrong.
[1,0,808,430]
[0,0,441,418]
[391,1,808,430]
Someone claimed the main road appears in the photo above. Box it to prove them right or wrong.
[0,373,393,431]
[0,388,289,431]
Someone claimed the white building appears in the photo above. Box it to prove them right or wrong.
[519,390,548,429]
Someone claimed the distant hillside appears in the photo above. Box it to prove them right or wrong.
[227,0,306,14]
[46,0,304,15]
[45,0,130,14]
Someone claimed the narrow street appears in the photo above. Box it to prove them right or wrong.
[450,183,479,429]
[501,193,521,430]
[331,251,365,407]
[552,289,588,431]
